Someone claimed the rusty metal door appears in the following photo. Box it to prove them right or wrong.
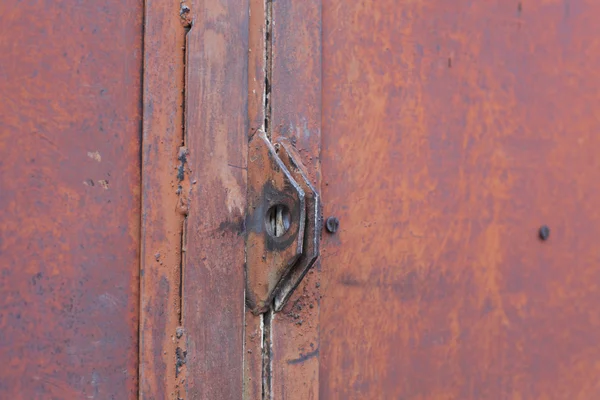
[145,0,600,398]
[246,0,600,398]
[4,0,600,399]
[318,0,600,398]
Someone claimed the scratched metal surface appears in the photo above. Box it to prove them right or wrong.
[320,0,600,398]
[0,0,142,397]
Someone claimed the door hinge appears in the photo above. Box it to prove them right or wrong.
[246,131,321,315]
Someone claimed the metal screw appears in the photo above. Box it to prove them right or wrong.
[539,225,550,241]
[325,216,339,233]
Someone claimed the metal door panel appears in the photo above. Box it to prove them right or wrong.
[0,0,143,397]
[320,1,600,398]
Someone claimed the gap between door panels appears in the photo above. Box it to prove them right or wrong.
[140,0,191,399]
[244,0,323,399]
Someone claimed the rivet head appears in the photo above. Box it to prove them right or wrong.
[539,225,550,241]
[325,216,339,233]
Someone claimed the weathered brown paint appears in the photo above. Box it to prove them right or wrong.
[4,0,599,398]
[140,0,187,398]
[320,0,600,398]
[0,0,142,397]
[183,0,249,397]
[269,0,323,397]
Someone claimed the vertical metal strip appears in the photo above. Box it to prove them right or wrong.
[269,0,323,397]
[183,0,249,397]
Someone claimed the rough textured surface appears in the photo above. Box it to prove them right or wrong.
[0,0,142,397]
[244,0,267,397]
[320,0,600,398]
[183,0,248,398]
[270,0,322,397]
[246,131,306,314]
[140,0,187,398]
[243,311,263,400]
[248,0,266,139]
[274,139,320,312]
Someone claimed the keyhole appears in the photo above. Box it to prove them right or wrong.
[266,204,291,237]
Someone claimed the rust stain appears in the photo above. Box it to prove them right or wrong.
[139,0,187,397]
[320,0,600,398]
[268,0,323,397]
[248,0,267,138]
[244,0,269,396]
[273,139,321,312]
[0,0,143,397]
[244,310,263,400]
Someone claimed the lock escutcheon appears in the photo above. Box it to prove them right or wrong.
[245,131,320,314]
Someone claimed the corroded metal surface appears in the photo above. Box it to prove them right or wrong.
[269,0,323,397]
[248,0,267,139]
[320,0,600,398]
[0,0,142,397]
[183,0,248,397]
[274,139,321,312]
[246,131,306,314]
[139,0,187,398]
[244,0,269,396]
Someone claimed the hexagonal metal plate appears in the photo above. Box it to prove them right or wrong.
[273,139,321,311]
[245,131,305,314]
